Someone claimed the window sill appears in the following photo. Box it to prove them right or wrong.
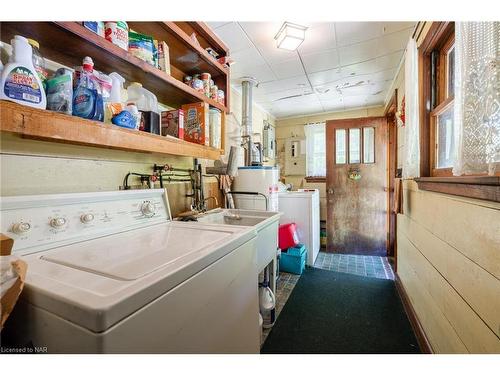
[414,176,500,202]
[305,176,326,183]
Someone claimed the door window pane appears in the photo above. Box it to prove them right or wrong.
[436,106,456,168]
[349,128,361,164]
[363,127,375,163]
[335,129,346,164]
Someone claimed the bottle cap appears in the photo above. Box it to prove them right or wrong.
[27,38,40,49]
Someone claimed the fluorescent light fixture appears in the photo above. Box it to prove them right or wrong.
[275,22,307,51]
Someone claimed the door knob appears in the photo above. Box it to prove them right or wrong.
[327,188,334,195]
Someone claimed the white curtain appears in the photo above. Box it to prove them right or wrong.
[304,122,326,177]
[452,22,500,176]
[403,38,420,179]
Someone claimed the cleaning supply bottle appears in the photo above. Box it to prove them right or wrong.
[104,72,126,123]
[72,56,104,121]
[27,38,48,90]
[0,35,47,109]
[127,82,160,134]
[259,282,276,329]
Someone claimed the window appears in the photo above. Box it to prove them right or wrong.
[304,122,326,177]
[335,129,346,164]
[334,127,375,165]
[363,127,375,163]
[348,128,361,163]
[429,27,456,176]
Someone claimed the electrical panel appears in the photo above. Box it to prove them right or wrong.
[284,137,306,176]
[262,121,276,160]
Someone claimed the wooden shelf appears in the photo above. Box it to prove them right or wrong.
[0,101,223,160]
[0,22,229,113]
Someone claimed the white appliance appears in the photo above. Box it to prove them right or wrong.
[0,189,259,353]
[278,190,320,266]
[232,166,280,212]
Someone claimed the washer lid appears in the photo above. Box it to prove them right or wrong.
[41,224,232,281]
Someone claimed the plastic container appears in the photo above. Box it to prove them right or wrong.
[209,108,222,149]
[104,22,128,51]
[259,284,276,329]
[127,82,160,134]
[0,35,47,109]
[280,244,307,275]
[279,222,299,250]
[72,56,103,121]
[27,38,48,88]
[46,68,73,114]
[103,72,125,123]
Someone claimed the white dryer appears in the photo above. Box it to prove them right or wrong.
[0,189,259,353]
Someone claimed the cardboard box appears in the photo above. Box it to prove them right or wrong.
[161,109,184,138]
[158,41,171,75]
[181,102,210,146]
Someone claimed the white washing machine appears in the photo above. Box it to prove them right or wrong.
[0,189,259,353]
[278,190,320,266]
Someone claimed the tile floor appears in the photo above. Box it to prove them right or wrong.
[314,252,395,280]
[261,252,396,346]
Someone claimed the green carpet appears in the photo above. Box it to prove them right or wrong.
[261,267,420,354]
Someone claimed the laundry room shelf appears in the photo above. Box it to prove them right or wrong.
[0,21,229,113]
[0,101,223,160]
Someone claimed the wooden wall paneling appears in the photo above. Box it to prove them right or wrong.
[399,213,500,338]
[397,240,469,353]
[403,181,500,278]
[398,222,500,352]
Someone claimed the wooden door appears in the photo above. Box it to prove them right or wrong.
[326,117,388,256]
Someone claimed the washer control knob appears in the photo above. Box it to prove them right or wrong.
[80,213,95,224]
[12,222,31,235]
[50,217,67,228]
[141,202,156,217]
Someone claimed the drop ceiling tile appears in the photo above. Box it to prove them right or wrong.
[212,22,253,53]
[253,41,299,65]
[231,63,276,83]
[207,22,232,30]
[258,75,310,94]
[307,68,344,86]
[375,51,403,71]
[301,48,340,74]
[382,23,415,35]
[298,23,336,55]
[230,47,267,69]
[261,88,310,103]
[378,28,412,56]
[238,22,284,46]
[342,95,369,109]
[335,22,383,47]
[338,38,379,66]
[341,83,375,97]
[271,57,304,80]
[365,92,386,106]
[320,98,345,112]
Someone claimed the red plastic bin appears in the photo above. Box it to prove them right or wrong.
[279,223,299,250]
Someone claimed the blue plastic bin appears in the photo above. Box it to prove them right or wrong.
[280,244,307,275]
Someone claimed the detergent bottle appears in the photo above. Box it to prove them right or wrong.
[0,35,47,109]
[72,56,104,121]
[259,282,276,329]
[104,72,126,123]
[127,82,160,134]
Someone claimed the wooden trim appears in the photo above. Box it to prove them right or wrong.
[395,274,433,354]
[419,22,455,177]
[386,89,398,258]
[429,97,454,176]
[304,176,326,183]
[0,101,223,160]
[414,176,500,202]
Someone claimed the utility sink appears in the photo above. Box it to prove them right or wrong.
[195,209,281,272]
